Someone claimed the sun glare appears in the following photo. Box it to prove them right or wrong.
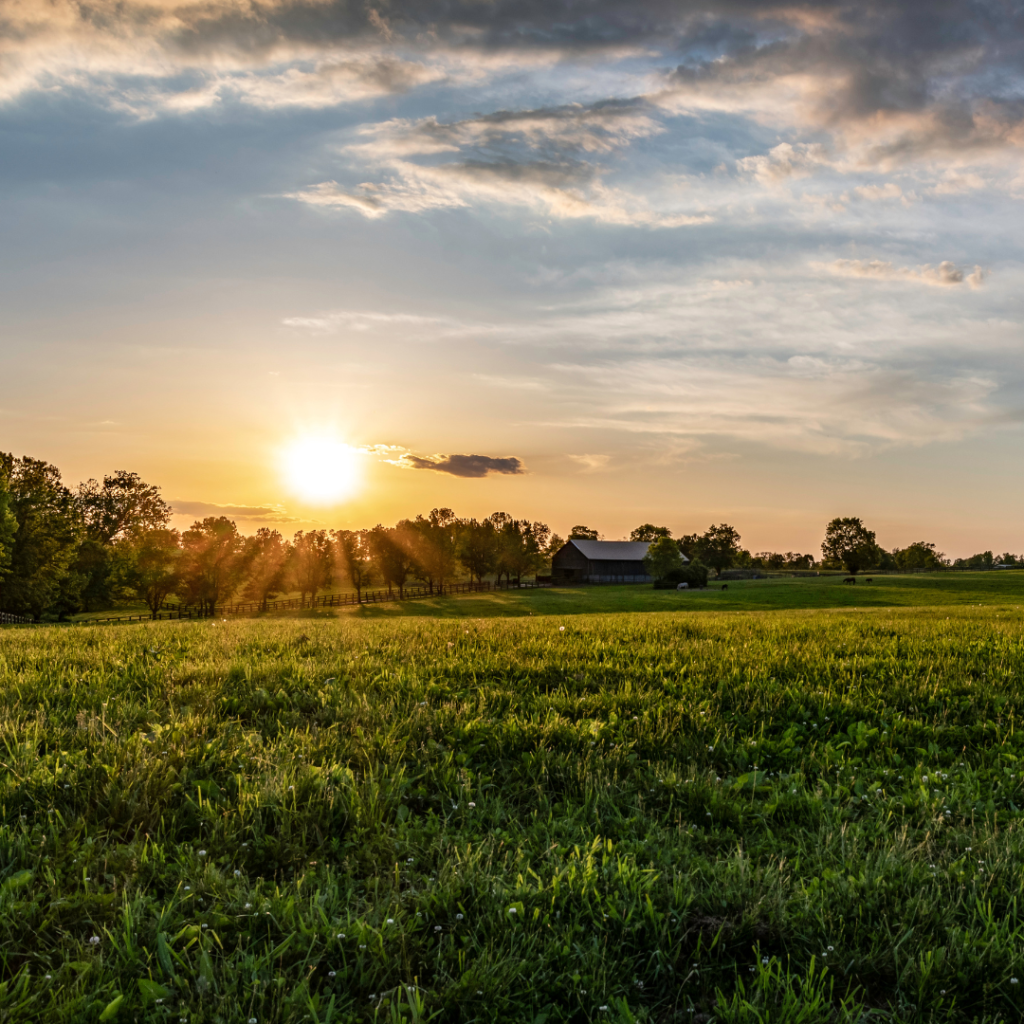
[281,437,361,504]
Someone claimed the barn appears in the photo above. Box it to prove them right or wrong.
[550,539,688,583]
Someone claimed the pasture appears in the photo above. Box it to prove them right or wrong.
[3,581,1024,1021]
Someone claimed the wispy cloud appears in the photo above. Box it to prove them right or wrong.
[824,259,988,288]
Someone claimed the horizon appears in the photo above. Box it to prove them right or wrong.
[3,1,1023,559]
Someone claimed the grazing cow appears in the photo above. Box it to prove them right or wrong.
[722,584,728,590]
[866,578,873,583]
[843,577,856,584]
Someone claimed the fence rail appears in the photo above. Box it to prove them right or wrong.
[4,578,549,628]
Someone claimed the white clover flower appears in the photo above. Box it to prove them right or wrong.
[359,944,366,949]
[456,914,464,920]
[198,850,206,857]
[762,957,769,964]
[184,885,190,891]
[508,907,517,914]
[407,858,414,864]
[88,936,100,946]
[468,802,476,808]
[234,870,241,877]
[244,903,252,909]
[434,926,442,932]
[337,932,345,938]
[386,918,394,925]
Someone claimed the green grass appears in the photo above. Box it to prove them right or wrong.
[339,571,1024,619]
[3,586,1024,1021]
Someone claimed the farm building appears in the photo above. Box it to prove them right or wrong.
[550,539,689,583]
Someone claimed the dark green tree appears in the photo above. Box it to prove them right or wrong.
[77,470,171,544]
[110,528,182,618]
[458,519,500,582]
[698,523,742,578]
[630,524,672,542]
[0,454,83,619]
[821,517,878,575]
[569,525,599,540]
[643,535,684,580]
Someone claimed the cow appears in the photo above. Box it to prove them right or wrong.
[722,584,728,590]
[843,577,856,584]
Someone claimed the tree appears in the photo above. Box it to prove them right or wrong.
[458,519,499,582]
[241,528,290,611]
[630,524,672,542]
[77,470,172,544]
[698,523,742,578]
[290,529,333,606]
[821,517,878,575]
[892,541,946,571]
[0,466,17,583]
[643,535,684,580]
[676,533,701,560]
[333,529,375,600]
[0,454,83,619]
[368,524,418,598]
[178,517,244,615]
[503,520,550,583]
[110,528,181,617]
[569,525,599,540]
[409,508,460,593]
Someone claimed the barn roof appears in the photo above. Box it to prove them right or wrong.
[567,539,688,563]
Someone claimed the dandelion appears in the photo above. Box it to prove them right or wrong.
[250,1018,258,1023]
[456,913,464,920]
[1013,978,1019,985]
[288,785,294,791]
[337,933,345,938]
[359,944,367,949]
[508,907,517,915]
[407,858,414,864]
[828,946,834,951]
[184,885,191,891]
[599,1006,609,1012]
[201,923,208,929]
[434,926,442,932]
[234,870,241,877]
[244,903,252,909]
[447,642,454,648]
[328,971,336,977]
[559,626,565,631]
[762,957,769,964]
[386,918,394,925]
[198,850,206,857]
[88,935,100,946]
[468,802,476,808]
[44,975,51,980]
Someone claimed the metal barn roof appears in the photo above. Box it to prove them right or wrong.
[567,539,689,563]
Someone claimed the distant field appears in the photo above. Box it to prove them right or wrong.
[337,571,1024,619]
[3,598,1024,1022]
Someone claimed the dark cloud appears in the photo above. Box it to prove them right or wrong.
[171,500,299,522]
[401,453,525,477]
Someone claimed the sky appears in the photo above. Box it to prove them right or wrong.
[2,0,1023,557]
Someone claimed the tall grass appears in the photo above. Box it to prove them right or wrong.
[1,607,1023,1021]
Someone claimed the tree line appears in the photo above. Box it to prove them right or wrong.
[0,453,559,620]
[1,453,1015,620]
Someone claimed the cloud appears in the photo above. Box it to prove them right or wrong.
[286,101,711,226]
[568,453,611,471]
[736,142,833,185]
[825,259,988,287]
[171,499,300,522]
[396,453,525,477]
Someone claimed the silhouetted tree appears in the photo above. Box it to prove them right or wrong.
[290,529,333,606]
[569,525,599,540]
[458,519,500,582]
[242,528,290,611]
[368,524,418,598]
[333,529,375,600]
[110,528,182,617]
[409,508,460,593]
[698,523,742,578]
[630,524,672,542]
[178,517,244,615]
[77,470,171,544]
[821,517,878,575]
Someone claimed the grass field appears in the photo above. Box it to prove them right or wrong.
[4,575,1024,1022]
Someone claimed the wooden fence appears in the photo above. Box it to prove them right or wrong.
[8,578,548,628]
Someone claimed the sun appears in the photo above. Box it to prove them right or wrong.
[281,437,361,504]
